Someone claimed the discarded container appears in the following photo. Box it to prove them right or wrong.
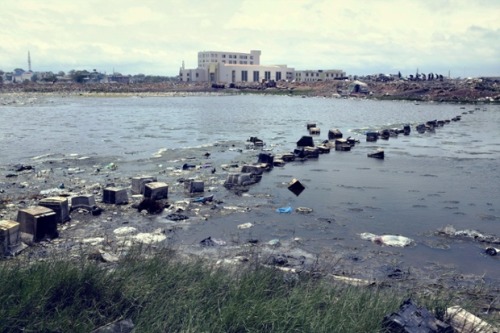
[368,149,385,159]
[17,206,58,242]
[257,153,274,168]
[328,128,343,140]
[382,299,453,333]
[71,195,97,209]
[366,131,379,142]
[306,123,316,129]
[0,220,21,255]
[131,176,157,194]
[403,124,411,135]
[184,179,205,193]
[39,196,70,223]
[241,164,264,175]
[224,173,260,187]
[103,187,129,205]
[308,127,320,135]
[335,139,351,151]
[317,144,331,154]
[143,182,169,200]
[288,178,305,196]
[296,207,313,214]
[296,136,314,147]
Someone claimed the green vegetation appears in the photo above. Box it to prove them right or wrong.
[0,249,480,332]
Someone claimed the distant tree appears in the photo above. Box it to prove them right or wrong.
[58,71,65,76]
[398,71,401,79]
[70,70,90,83]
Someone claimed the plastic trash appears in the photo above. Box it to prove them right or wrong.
[276,206,292,213]
[360,232,414,247]
[237,222,253,229]
[105,162,117,170]
[485,247,498,256]
[382,299,453,333]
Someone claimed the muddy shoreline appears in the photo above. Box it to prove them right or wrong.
[1,91,499,322]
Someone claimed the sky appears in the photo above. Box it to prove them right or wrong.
[1,0,499,78]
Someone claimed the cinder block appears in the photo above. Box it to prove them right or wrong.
[71,195,96,209]
[288,178,305,197]
[0,220,20,255]
[144,182,168,200]
[131,176,157,194]
[39,197,70,223]
[185,180,204,193]
[103,187,129,205]
[17,206,58,242]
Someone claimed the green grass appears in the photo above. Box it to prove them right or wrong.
[0,249,488,332]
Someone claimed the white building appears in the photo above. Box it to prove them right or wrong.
[294,69,346,82]
[179,50,295,84]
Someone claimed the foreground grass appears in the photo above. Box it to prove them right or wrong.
[0,249,462,333]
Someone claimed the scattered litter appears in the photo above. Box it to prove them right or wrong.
[485,247,498,256]
[360,232,414,247]
[165,213,189,221]
[276,206,292,214]
[91,318,134,333]
[268,239,281,247]
[104,162,117,171]
[296,207,313,214]
[438,225,500,244]
[382,299,452,333]
[81,237,105,245]
[237,222,254,229]
[192,194,214,203]
[200,236,226,247]
[445,305,498,333]
[113,227,138,236]
[134,231,166,244]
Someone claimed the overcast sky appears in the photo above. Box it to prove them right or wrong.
[1,0,498,77]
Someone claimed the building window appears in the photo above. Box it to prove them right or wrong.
[265,71,271,80]
[253,71,259,82]
[250,61,253,65]
[196,73,199,78]
[242,70,248,82]
[276,72,282,81]
[222,54,226,58]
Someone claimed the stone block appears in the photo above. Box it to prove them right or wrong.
[131,176,157,194]
[103,187,129,205]
[39,196,70,223]
[144,182,169,200]
[0,220,20,255]
[17,206,58,242]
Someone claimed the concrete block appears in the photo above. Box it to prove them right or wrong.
[0,220,20,255]
[17,206,58,242]
[184,179,204,193]
[131,176,157,194]
[144,182,168,200]
[103,187,129,205]
[71,195,96,209]
[39,196,70,223]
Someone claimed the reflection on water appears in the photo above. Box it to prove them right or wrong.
[1,95,499,278]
